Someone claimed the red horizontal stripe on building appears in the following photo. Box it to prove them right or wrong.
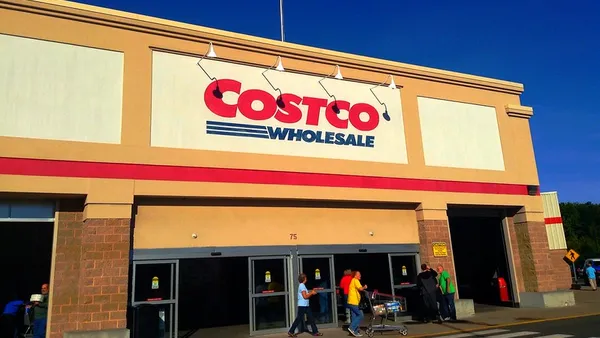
[544,217,563,224]
[0,157,535,195]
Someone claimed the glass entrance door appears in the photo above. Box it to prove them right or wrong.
[132,260,178,338]
[298,255,337,328]
[388,254,419,315]
[249,256,290,335]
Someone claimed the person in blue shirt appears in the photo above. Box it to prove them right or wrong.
[0,293,24,338]
[287,273,323,337]
[586,263,597,291]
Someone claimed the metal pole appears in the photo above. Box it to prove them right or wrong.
[573,261,578,282]
[279,0,285,42]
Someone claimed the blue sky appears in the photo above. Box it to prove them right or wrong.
[75,0,599,203]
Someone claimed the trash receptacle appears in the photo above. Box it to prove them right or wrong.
[131,303,160,338]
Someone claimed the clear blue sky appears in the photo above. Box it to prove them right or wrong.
[75,0,599,203]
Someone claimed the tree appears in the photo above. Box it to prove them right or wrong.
[560,202,600,260]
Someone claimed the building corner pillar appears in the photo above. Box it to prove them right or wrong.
[416,203,457,285]
[510,206,575,308]
[48,180,134,338]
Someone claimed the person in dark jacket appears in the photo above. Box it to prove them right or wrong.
[31,284,49,338]
[416,264,441,323]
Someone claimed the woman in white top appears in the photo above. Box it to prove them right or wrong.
[287,273,323,337]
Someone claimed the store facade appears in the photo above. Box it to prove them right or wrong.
[0,0,574,337]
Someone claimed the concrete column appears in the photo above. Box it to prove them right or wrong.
[416,202,455,280]
[512,207,554,292]
[416,202,476,317]
[48,179,134,337]
[510,207,575,307]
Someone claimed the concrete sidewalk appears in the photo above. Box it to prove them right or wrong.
[266,288,600,337]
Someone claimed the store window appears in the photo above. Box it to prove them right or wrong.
[0,201,55,220]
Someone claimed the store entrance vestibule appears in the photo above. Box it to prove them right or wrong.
[130,245,419,337]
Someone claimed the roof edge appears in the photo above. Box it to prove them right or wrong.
[13,0,524,94]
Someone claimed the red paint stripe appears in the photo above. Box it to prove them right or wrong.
[0,157,533,195]
[545,217,563,224]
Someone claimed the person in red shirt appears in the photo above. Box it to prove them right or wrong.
[339,269,353,324]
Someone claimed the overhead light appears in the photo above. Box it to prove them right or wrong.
[389,75,397,89]
[206,42,217,58]
[318,65,344,114]
[275,56,285,71]
[262,56,286,107]
[334,65,343,80]
[197,42,219,82]
[370,75,401,122]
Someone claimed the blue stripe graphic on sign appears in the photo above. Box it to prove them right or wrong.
[206,125,268,135]
[207,130,270,139]
[206,120,267,130]
[206,120,269,140]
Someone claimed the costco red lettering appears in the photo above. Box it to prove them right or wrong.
[274,94,302,124]
[203,79,380,131]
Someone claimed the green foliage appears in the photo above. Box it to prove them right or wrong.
[560,202,600,261]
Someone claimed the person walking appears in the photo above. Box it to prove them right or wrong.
[417,264,441,323]
[586,263,597,291]
[436,265,457,321]
[339,269,353,324]
[287,273,323,337]
[346,271,367,337]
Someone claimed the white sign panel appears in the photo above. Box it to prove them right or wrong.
[150,51,407,164]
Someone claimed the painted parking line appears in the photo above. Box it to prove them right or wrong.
[486,332,539,338]
[536,335,574,338]
[436,329,511,338]
[409,312,600,338]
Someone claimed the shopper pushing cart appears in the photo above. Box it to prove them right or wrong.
[363,290,408,337]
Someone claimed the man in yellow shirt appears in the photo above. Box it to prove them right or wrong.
[346,271,368,337]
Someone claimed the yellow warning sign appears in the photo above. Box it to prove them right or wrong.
[565,249,580,263]
[432,242,448,257]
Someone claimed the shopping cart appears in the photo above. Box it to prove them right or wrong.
[363,290,408,337]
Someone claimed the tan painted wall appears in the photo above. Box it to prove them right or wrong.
[134,204,419,248]
[0,0,541,211]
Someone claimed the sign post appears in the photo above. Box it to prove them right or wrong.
[565,249,580,282]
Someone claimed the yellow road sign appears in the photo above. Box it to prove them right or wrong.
[565,249,580,263]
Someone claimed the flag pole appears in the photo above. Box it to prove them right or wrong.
[279,0,285,42]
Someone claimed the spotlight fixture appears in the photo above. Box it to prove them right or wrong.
[369,74,400,122]
[262,56,286,108]
[196,42,218,82]
[318,65,344,114]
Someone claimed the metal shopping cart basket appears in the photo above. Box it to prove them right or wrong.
[363,290,408,337]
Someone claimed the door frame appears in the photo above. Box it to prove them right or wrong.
[388,253,420,318]
[131,259,179,338]
[297,254,338,330]
[248,255,291,336]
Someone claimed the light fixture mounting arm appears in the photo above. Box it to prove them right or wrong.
[196,48,217,81]
[262,69,283,99]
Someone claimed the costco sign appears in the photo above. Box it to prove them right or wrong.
[150,51,408,164]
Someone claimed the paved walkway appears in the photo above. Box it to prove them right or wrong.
[260,288,600,338]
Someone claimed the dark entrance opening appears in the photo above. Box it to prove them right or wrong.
[448,208,515,307]
[332,253,420,320]
[177,257,249,336]
[0,222,54,307]
[333,253,393,295]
